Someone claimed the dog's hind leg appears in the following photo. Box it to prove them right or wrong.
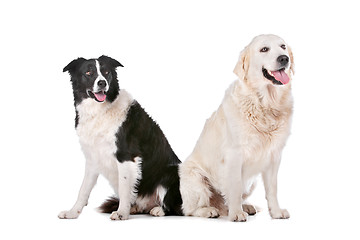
[149,185,167,217]
[160,165,183,216]
[242,180,257,215]
[179,161,219,218]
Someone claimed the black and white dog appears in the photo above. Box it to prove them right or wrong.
[58,55,182,220]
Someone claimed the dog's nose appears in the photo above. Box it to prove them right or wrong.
[277,55,289,66]
[97,80,107,88]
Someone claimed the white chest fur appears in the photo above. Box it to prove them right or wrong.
[222,82,293,177]
[75,91,134,189]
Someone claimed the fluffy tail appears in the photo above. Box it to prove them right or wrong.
[98,196,119,213]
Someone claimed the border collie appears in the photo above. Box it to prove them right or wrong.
[58,55,182,220]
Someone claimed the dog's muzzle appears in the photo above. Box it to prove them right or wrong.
[262,67,290,85]
[88,79,109,102]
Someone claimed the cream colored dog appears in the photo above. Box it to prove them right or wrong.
[179,34,294,222]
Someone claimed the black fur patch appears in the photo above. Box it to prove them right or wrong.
[64,56,183,216]
[63,55,124,109]
[115,101,183,215]
[98,196,119,213]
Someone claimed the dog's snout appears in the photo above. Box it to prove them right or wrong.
[277,55,289,66]
[97,80,107,88]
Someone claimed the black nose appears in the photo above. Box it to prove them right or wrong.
[97,80,107,88]
[277,55,289,66]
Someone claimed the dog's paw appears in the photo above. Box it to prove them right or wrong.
[150,206,165,217]
[110,211,129,221]
[229,210,248,222]
[194,207,219,218]
[242,204,257,216]
[58,210,81,219]
[269,208,290,219]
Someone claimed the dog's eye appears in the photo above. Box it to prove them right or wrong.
[85,71,91,76]
[104,71,109,75]
[260,47,269,53]
[281,44,286,50]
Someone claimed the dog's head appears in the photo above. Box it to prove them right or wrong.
[63,55,123,104]
[234,34,294,88]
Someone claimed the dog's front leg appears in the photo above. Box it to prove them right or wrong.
[226,149,248,222]
[110,161,139,221]
[262,155,290,219]
[58,164,99,219]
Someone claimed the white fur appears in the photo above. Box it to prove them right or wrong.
[58,90,141,220]
[149,186,167,216]
[155,186,167,207]
[149,206,165,217]
[180,34,294,221]
[130,185,167,216]
[110,158,142,220]
[93,60,109,93]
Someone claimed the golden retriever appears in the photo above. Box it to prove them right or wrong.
[179,34,294,221]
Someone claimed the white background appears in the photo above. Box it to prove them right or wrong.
[1,0,359,239]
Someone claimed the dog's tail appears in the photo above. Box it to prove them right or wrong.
[98,196,119,213]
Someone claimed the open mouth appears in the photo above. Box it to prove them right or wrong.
[87,90,107,102]
[262,68,290,85]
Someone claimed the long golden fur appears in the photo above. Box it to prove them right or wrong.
[179,34,294,221]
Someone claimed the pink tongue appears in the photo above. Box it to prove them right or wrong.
[271,70,289,85]
[94,92,106,102]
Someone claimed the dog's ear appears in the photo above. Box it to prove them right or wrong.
[233,46,249,81]
[63,57,86,74]
[98,55,124,68]
[287,46,295,75]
